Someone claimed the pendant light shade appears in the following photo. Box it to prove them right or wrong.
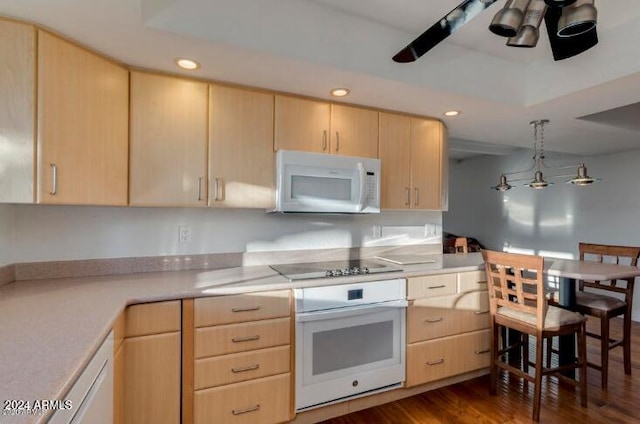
[489,0,531,37]
[558,0,597,37]
[492,175,513,192]
[568,163,596,185]
[507,0,548,47]
[544,0,578,7]
[527,171,551,189]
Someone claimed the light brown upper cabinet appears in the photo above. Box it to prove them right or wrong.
[37,30,128,205]
[274,95,330,154]
[330,104,379,158]
[274,95,379,158]
[129,71,208,207]
[379,112,411,209]
[0,19,35,204]
[410,117,444,210]
[379,112,446,210]
[209,85,275,209]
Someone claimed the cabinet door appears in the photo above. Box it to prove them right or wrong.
[130,72,208,206]
[124,332,181,424]
[0,20,35,203]
[379,112,411,209]
[209,85,275,208]
[410,118,443,210]
[274,95,330,153]
[37,30,128,205]
[330,104,378,158]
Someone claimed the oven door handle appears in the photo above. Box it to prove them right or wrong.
[296,299,408,322]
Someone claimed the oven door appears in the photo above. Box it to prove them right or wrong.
[295,301,406,411]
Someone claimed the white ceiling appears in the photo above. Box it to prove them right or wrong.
[3,0,640,156]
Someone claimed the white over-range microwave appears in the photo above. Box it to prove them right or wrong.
[272,150,381,214]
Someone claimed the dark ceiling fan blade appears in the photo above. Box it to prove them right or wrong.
[393,0,500,63]
[543,6,598,61]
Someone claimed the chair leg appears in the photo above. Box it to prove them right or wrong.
[601,317,610,390]
[522,333,529,374]
[545,336,553,367]
[532,335,544,422]
[624,313,632,375]
[578,322,588,408]
[490,322,499,396]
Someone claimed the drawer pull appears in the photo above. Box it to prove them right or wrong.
[428,285,446,290]
[474,310,490,315]
[475,349,490,355]
[232,335,260,343]
[425,317,444,323]
[231,364,260,373]
[231,306,261,313]
[427,359,445,366]
[232,404,261,415]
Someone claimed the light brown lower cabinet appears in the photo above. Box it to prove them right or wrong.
[194,373,291,424]
[406,329,491,387]
[123,332,181,424]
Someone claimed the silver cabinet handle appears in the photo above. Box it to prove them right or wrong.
[232,335,260,343]
[232,405,260,415]
[475,349,490,355]
[405,187,410,206]
[197,177,203,201]
[213,178,221,202]
[428,285,446,290]
[475,310,490,315]
[231,364,260,373]
[50,163,57,195]
[322,130,328,151]
[414,187,419,206]
[427,359,445,366]
[335,131,340,152]
[232,306,261,313]
[425,317,444,323]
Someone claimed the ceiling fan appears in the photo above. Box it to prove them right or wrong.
[393,0,598,63]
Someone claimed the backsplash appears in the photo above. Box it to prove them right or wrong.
[6,205,442,264]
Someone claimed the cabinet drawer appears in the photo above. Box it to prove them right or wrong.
[194,290,291,327]
[125,301,181,337]
[458,270,488,293]
[406,329,491,387]
[407,291,490,343]
[407,274,457,300]
[194,373,291,424]
[194,345,290,390]
[195,317,290,359]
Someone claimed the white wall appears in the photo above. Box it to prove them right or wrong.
[0,204,13,266]
[444,148,640,319]
[10,205,442,263]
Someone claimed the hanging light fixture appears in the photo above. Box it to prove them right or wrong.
[507,0,547,47]
[557,0,597,37]
[489,0,531,37]
[490,119,600,192]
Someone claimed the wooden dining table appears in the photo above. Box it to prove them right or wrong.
[544,258,640,376]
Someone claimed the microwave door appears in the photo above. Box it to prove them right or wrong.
[356,162,366,212]
[286,167,358,212]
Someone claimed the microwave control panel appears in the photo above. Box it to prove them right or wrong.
[365,171,378,201]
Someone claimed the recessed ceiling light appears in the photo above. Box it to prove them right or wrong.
[174,57,200,70]
[330,88,350,97]
[444,110,460,117]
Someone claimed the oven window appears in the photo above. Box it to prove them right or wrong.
[291,176,351,202]
[312,320,394,375]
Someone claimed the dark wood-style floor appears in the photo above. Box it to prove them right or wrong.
[321,318,640,423]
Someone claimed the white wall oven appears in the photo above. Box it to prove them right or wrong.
[294,278,407,411]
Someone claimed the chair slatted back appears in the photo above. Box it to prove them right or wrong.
[454,237,468,254]
[482,250,547,330]
[578,243,640,298]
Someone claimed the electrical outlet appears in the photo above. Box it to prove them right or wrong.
[178,226,191,243]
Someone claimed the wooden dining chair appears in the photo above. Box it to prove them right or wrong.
[482,250,587,422]
[454,237,468,254]
[549,243,640,390]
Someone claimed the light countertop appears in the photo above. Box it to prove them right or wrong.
[0,252,483,424]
